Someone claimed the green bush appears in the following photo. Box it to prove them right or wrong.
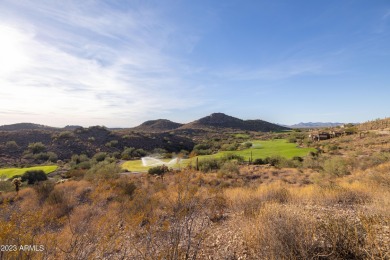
[194,144,210,150]
[221,154,244,162]
[84,161,121,180]
[105,140,118,147]
[21,170,48,184]
[264,156,282,167]
[219,161,240,175]
[193,144,213,155]
[148,165,169,175]
[243,142,253,148]
[71,154,89,164]
[121,147,147,159]
[253,158,265,165]
[33,152,50,161]
[221,143,239,151]
[194,149,212,156]
[198,158,222,173]
[93,152,107,162]
[28,142,46,154]
[75,161,91,170]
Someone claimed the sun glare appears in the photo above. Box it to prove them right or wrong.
[0,25,29,75]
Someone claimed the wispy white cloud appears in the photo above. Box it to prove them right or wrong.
[0,0,204,127]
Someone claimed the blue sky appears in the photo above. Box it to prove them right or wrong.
[0,0,389,127]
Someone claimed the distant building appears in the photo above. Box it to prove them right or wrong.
[309,131,331,141]
[330,130,343,138]
[310,128,355,141]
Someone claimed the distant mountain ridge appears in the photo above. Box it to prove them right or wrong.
[289,122,344,128]
[1,113,289,133]
[0,123,57,131]
[131,119,183,132]
[179,113,289,132]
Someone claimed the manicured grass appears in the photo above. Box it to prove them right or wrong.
[0,165,58,179]
[122,139,315,172]
[122,159,187,172]
[204,139,316,161]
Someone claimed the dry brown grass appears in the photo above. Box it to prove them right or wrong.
[0,152,389,259]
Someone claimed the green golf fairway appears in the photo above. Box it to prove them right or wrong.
[122,139,315,172]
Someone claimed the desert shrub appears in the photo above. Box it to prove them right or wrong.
[148,165,169,175]
[27,142,46,154]
[57,131,74,139]
[323,157,350,177]
[21,170,47,184]
[116,181,137,197]
[264,156,283,167]
[334,188,371,205]
[34,181,55,203]
[317,215,367,259]
[277,157,302,168]
[219,161,240,176]
[33,152,50,161]
[121,147,147,159]
[64,169,86,179]
[302,155,322,170]
[121,147,135,160]
[105,140,118,147]
[244,204,369,259]
[221,154,244,162]
[193,143,210,150]
[358,152,390,170]
[47,152,58,162]
[244,204,318,259]
[71,154,89,164]
[198,158,222,173]
[263,187,291,204]
[225,188,265,217]
[192,143,213,155]
[74,161,91,170]
[84,161,121,181]
[221,143,239,151]
[287,137,297,143]
[206,194,228,222]
[253,158,265,165]
[152,148,167,155]
[5,141,19,150]
[242,142,252,148]
[193,149,212,155]
[93,152,107,162]
[368,164,390,188]
[46,188,72,218]
[0,178,14,192]
[133,148,147,158]
[112,152,121,159]
[129,173,210,259]
[292,156,303,162]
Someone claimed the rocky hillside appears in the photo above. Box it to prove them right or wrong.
[358,117,390,131]
[131,119,183,132]
[180,113,290,132]
[0,126,193,166]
